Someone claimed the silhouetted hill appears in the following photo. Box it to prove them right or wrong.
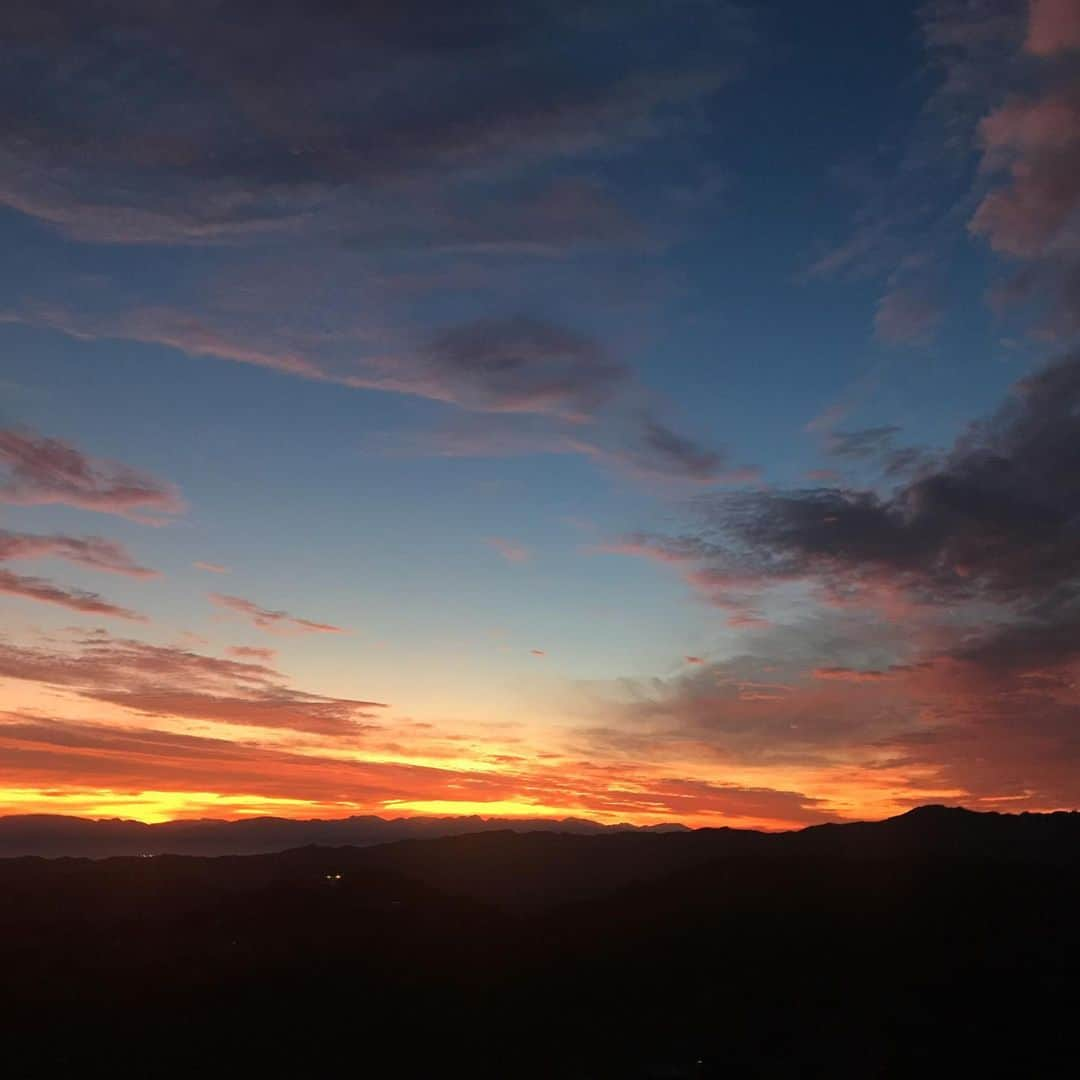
[3,807,1078,1077]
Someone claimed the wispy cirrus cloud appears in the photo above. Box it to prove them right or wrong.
[874,282,944,344]
[0,570,145,621]
[0,427,184,522]
[0,529,155,621]
[0,633,380,736]
[805,0,1027,346]
[209,593,345,635]
[14,307,735,485]
[193,561,229,574]
[0,529,157,578]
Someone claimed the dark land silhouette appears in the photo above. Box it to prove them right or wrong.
[2,806,1077,1077]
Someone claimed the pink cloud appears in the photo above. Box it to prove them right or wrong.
[0,529,158,578]
[209,592,345,635]
[487,537,530,563]
[684,655,704,665]
[0,633,381,736]
[1027,0,1080,55]
[0,427,184,522]
[0,569,145,621]
[194,561,229,574]
[530,648,546,657]
[971,84,1080,259]
[981,94,1080,153]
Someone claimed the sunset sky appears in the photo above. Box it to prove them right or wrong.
[2,0,1080,829]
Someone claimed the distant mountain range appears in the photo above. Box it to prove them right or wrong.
[0,809,688,858]
[2,803,1078,862]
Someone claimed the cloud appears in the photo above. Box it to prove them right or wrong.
[590,345,1080,810]
[408,316,625,418]
[0,570,145,621]
[684,656,704,665]
[1027,0,1080,55]
[825,426,903,460]
[806,0,1026,345]
[811,666,901,682]
[874,284,944,344]
[209,593,345,635]
[0,708,842,829]
[0,427,184,522]
[194,561,229,574]
[599,534,770,626]
[226,645,278,662]
[530,648,546,657]
[969,2,1080,335]
[972,86,1080,259]
[629,417,730,483]
[689,350,1080,609]
[0,633,381,736]
[0,1,742,245]
[19,307,731,485]
[567,415,757,486]
[585,622,924,771]
[487,538,530,564]
[0,529,157,578]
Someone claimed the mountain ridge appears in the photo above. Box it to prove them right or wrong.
[3,802,1077,860]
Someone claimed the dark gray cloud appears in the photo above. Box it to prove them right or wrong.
[0,0,744,244]
[634,418,729,483]
[416,316,625,418]
[686,351,1080,607]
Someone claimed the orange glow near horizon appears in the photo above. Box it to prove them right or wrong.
[0,778,971,831]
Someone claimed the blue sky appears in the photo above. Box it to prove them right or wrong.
[2,0,1079,827]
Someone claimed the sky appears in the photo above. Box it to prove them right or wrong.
[2,0,1080,830]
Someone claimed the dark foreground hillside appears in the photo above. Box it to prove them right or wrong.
[2,807,1078,1078]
